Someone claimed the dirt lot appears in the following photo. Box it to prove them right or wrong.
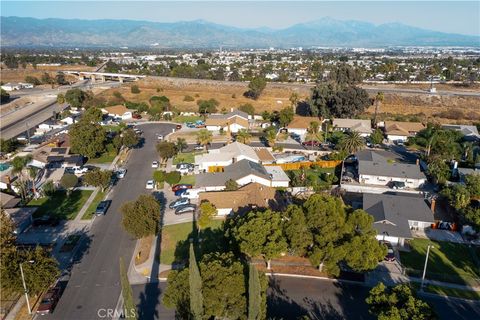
[0,64,96,83]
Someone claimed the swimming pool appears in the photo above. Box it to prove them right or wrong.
[0,163,11,171]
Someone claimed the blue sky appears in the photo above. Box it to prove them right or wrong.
[2,1,479,36]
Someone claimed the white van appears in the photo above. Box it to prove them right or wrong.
[180,188,203,199]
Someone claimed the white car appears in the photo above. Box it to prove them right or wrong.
[145,180,154,189]
[157,134,164,140]
[117,168,127,178]
[73,166,89,175]
[151,161,159,168]
[194,145,204,151]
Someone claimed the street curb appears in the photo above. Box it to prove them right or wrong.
[417,291,480,303]
[266,273,366,286]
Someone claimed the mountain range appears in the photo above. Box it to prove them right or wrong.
[1,16,479,48]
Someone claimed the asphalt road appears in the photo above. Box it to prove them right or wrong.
[46,123,176,320]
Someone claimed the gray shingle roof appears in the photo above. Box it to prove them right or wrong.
[196,159,270,187]
[357,150,425,180]
[363,193,435,239]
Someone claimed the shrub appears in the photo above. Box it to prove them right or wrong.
[165,171,181,185]
[131,85,140,94]
[153,170,166,183]
[183,95,195,102]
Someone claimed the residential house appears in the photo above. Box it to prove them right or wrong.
[363,193,435,246]
[333,118,372,137]
[205,110,249,133]
[4,207,37,234]
[264,166,290,187]
[196,159,289,191]
[199,182,278,216]
[286,116,322,136]
[357,150,426,188]
[0,191,21,209]
[383,121,425,142]
[31,146,83,169]
[101,105,134,120]
[442,124,480,142]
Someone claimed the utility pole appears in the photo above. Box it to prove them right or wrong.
[420,244,434,292]
[20,261,34,314]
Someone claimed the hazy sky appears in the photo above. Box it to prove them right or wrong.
[2,1,479,36]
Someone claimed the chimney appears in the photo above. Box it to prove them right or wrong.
[416,158,419,166]
[430,198,436,212]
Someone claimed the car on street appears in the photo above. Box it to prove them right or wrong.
[194,145,204,151]
[174,188,188,197]
[157,134,164,141]
[146,180,155,189]
[176,124,182,130]
[169,198,190,209]
[171,184,193,192]
[33,216,60,227]
[36,287,61,315]
[382,242,396,262]
[95,200,112,215]
[117,168,127,178]
[151,161,159,168]
[175,204,196,215]
[302,140,320,147]
[132,113,142,119]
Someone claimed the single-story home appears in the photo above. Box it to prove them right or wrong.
[286,116,323,136]
[264,166,290,187]
[383,121,425,142]
[442,124,480,142]
[205,110,249,133]
[199,182,278,216]
[4,207,37,234]
[31,146,83,169]
[196,159,287,191]
[333,118,372,137]
[101,105,134,120]
[0,191,21,209]
[356,150,426,188]
[363,193,435,246]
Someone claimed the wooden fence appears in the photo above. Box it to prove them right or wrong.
[207,160,341,172]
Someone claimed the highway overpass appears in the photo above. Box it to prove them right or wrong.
[63,71,146,83]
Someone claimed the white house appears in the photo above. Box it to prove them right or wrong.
[195,142,260,172]
[101,105,134,120]
[205,110,249,133]
[286,116,322,137]
[333,118,372,137]
[383,121,425,142]
[264,166,290,187]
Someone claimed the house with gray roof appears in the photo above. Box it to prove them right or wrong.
[333,118,372,137]
[442,124,480,142]
[357,150,426,188]
[363,193,435,246]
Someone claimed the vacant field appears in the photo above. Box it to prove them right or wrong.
[0,64,95,83]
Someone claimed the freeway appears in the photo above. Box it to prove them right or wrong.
[45,123,176,320]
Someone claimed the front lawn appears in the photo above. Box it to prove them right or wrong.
[160,219,224,265]
[87,149,118,164]
[28,190,93,220]
[179,175,196,186]
[81,190,106,220]
[173,152,196,164]
[400,239,480,286]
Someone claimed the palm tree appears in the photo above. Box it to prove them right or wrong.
[176,137,187,153]
[339,131,365,154]
[196,129,213,150]
[236,129,252,144]
[28,166,39,197]
[373,92,384,128]
[308,121,321,140]
[322,120,333,143]
[266,129,277,147]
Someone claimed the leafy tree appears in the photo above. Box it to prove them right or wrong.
[83,169,113,191]
[69,121,106,158]
[41,180,55,198]
[82,107,103,123]
[41,72,55,85]
[198,201,217,229]
[121,128,139,148]
[65,88,89,109]
[198,99,219,115]
[1,89,10,103]
[338,131,365,154]
[328,64,364,85]
[24,76,41,85]
[265,129,277,147]
[310,83,370,118]
[176,138,188,153]
[441,184,471,210]
[283,205,312,256]
[366,283,436,320]
[248,264,261,320]
[20,247,60,295]
[225,179,239,191]
[196,129,213,150]
[130,84,140,94]
[0,138,18,153]
[121,195,160,238]
[28,166,39,196]
[189,244,204,319]
[465,174,480,198]
[119,257,137,320]
[55,73,67,85]
[462,206,480,230]
[245,76,267,100]
[0,210,17,292]
[156,141,177,162]
[163,269,191,319]
[57,93,65,105]
[427,158,450,185]
[236,129,252,144]
[60,174,78,194]
[164,171,181,185]
[370,129,384,145]
[278,106,294,127]
[343,235,386,272]
[230,210,287,269]
[239,103,255,116]
[152,170,166,184]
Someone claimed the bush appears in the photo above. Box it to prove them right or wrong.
[131,85,141,94]
[165,172,181,185]
[153,170,166,183]
[60,174,78,192]
[42,180,56,197]
[183,95,195,102]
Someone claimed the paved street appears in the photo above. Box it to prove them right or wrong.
[44,123,176,320]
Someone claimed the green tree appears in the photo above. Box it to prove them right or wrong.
[441,184,471,210]
[278,106,294,127]
[231,210,287,269]
[310,83,370,118]
[152,170,166,184]
[20,247,60,295]
[0,89,10,103]
[28,166,39,196]
[462,206,480,230]
[366,283,436,320]
[82,107,103,123]
[0,138,18,153]
[55,73,67,85]
[283,205,312,256]
[196,129,213,150]
[56,93,65,105]
[427,158,450,185]
[11,155,31,176]
[41,72,55,86]
[265,129,277,147]
[176,138,188,153]
[370,129,384,145]
[236,129,252,144]
[83,169,113,191]
[248,264,261,320]
[163,269,190,319]
[338,131,365,154]
[164,171,181,185]
[60,174,78,194]
[465,174,480,198]
[156,141,177,162]
[121,195,160,239]
[238,103,255,116]
[245,76,267,100]
[65,88,90,109]
[121,128,139,148]
[225,179,239,191]
[69,121,106,158]
[24,76,41,85]
[197,99,219,115]
[41,180,55,198]
[130,84,140,94]
[0,210,18,293]
[119,257,137,319]
[189,243,204,320]
[198,201,217,229]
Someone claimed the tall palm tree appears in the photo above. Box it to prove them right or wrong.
[196,129,213,150]
[339,131,365,154]
[176,137,187,153]
[373,92,384,128]
[28,166,39,197]
[236,129,251,144]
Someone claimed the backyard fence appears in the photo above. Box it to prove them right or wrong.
[264,160,342,171]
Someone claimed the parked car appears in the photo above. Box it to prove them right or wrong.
[180,189,202,199]
[174,189,188,197]
[151,161,159,168]
[36,287,61,315]
[117,168,127,179]
[33,216,60,227]
[169,198,190,209]
[176,163,194,174]
[146,180,155,189]
[176,124,182,130]
[132,113,142,119]
[194,145,204,151]
[186,122,196,128]
[175,204,197,215]
[157,134,164,141]
[95,200,112,215]
[171,184,193,192]
[382,242,396,262]
[302,140,320,147]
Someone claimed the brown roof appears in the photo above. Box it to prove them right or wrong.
[102,105,133,116]
[199,182,276,211]
[254,148,275,163]
[287,116,322,130]
[384,121,425,136]
[206,116,248,128]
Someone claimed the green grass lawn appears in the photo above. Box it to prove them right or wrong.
[425,285,480,300]
[160,219,224,265]
[87,149,118,164]
[28,190,93,220]
[400,239,480,286]
[179,175,196,185]
[174,115,202,124]
[103,125,123,133]
[81,190,106,220]
[173,152,196,165]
